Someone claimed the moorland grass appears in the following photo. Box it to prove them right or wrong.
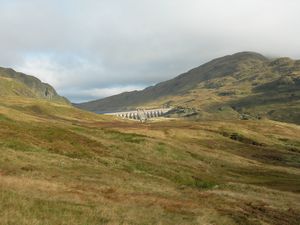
[0,98,300,224]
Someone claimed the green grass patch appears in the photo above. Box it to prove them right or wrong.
[0,190,110,225]
[222,131,263,146]
[104,129,146,144]
[0,114,12,122]
[172,174,218,189]
[156,142,167,154]
[0,139,44,153]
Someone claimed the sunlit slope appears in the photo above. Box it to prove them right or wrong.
[77,52,300,124]
[0,77,36,97]
[1,96,300,224]
[0,67,69,104]
[150,56,300,124]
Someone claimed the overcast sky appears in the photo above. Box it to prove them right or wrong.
[0,0,299,102]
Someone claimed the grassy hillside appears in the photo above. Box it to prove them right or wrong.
[76,52,300,124]
[1,95,300,224]
[0,67,69,104]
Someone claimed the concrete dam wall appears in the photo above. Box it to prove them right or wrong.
[105,108,172,122]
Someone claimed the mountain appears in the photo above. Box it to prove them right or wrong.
[0,67,69,104]
[0,65,300,224]
[76,52,300,124]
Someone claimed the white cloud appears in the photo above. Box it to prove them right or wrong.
[0,0,300,102]
[87,86,144,98]
[15,53,106,89]
[62,85,144,103]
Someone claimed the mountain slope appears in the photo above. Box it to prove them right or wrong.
[75,52,269,112]
[1,87,300,225]
[0,67,69,104]
[76,52,300,124]
[0,69,300,224]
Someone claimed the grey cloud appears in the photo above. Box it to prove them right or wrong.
[0,0,300,102]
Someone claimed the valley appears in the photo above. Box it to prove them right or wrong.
[0,53,300,225]
[1,0,300,224]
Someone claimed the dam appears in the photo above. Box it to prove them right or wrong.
[105,108,172,122]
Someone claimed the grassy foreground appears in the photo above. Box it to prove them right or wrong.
[0,97,300,225]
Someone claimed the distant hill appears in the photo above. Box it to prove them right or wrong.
[76,52,300,124]
[0,67,69,104]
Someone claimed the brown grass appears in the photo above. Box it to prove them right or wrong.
[0,97,300,224]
